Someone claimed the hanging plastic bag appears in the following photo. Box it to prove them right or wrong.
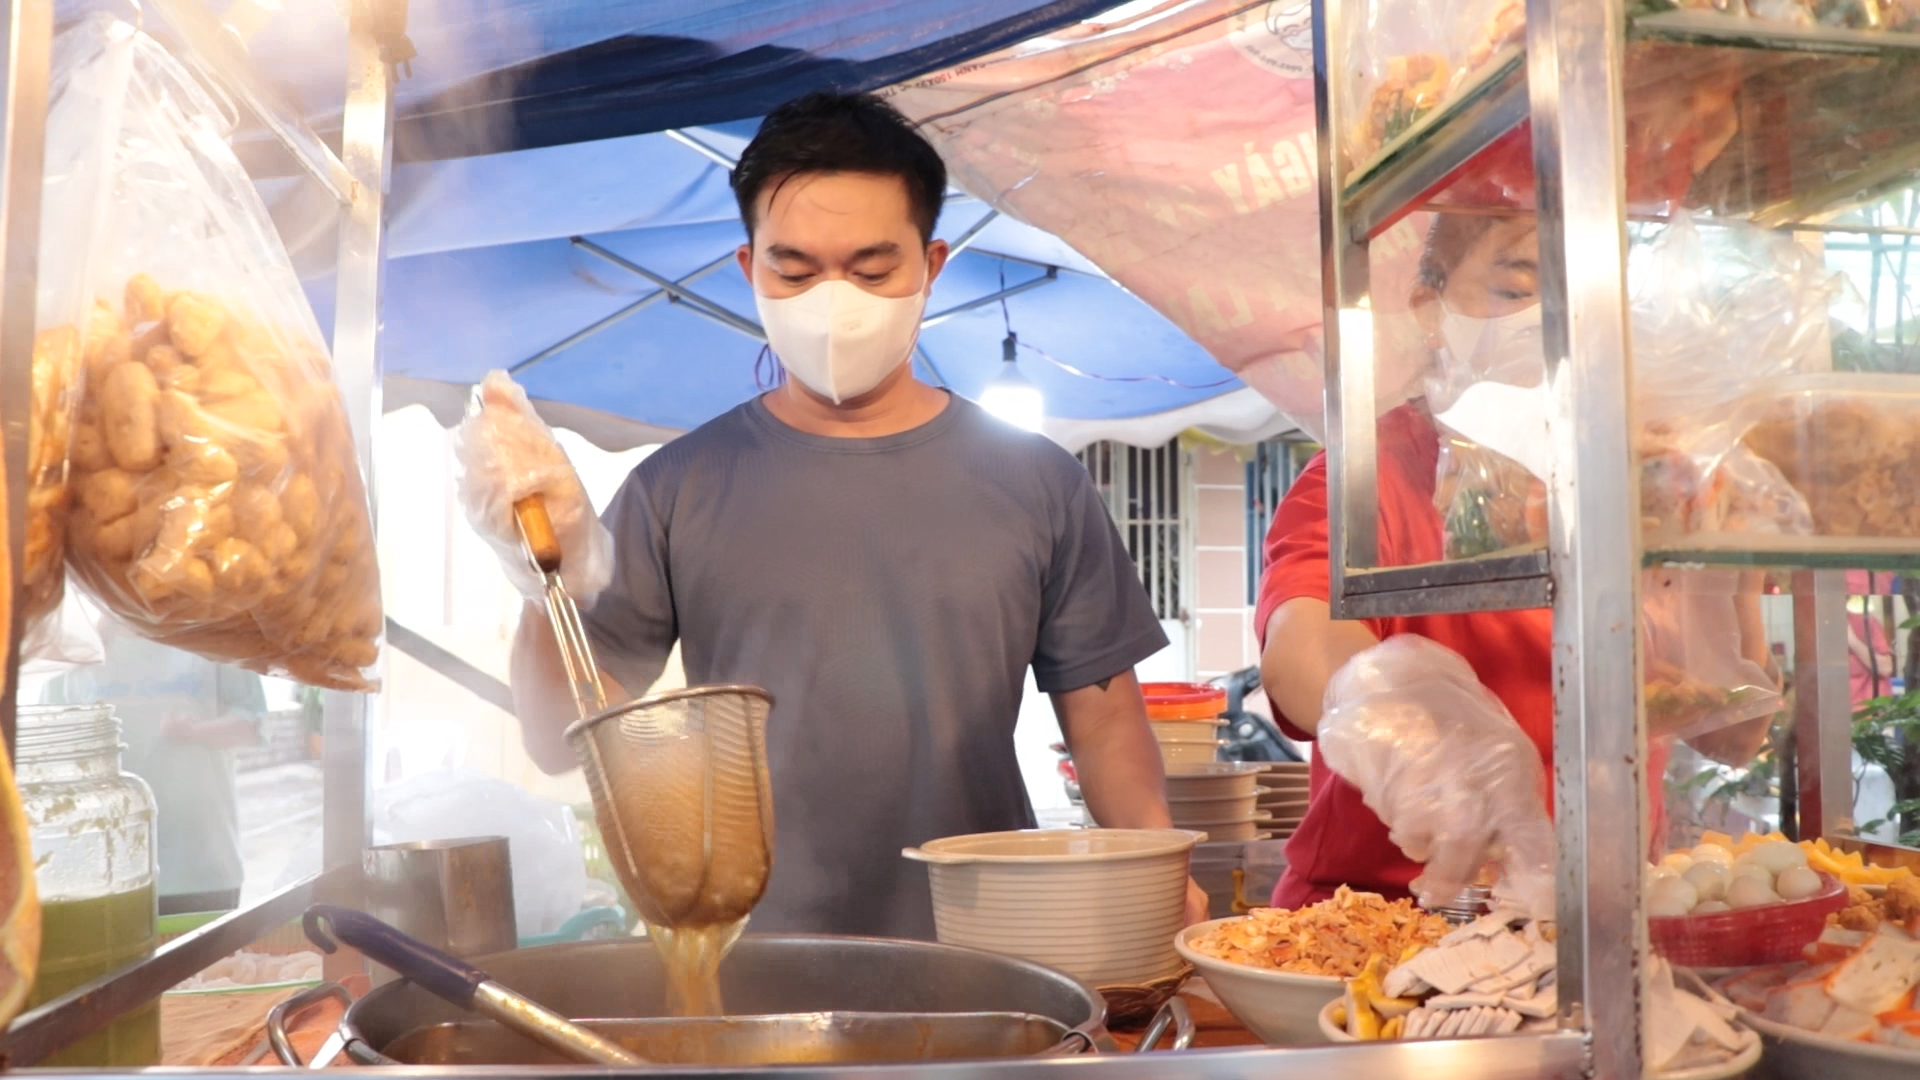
[1433,431,1545,559]
[20,16,136,653]
[62,23,381,691]
[1319,635,1554,919]
[1642,567,1782,748]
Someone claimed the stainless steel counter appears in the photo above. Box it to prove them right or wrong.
[75,1032,1589,1079]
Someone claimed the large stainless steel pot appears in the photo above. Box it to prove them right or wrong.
[273,935,1135,1067]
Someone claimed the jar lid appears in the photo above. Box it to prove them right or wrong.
[1140,682,1227,721]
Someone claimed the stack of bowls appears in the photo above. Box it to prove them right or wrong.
[1255,761,1311,840]
[1142,683,1228,766]
[902,828,1202,987]
[1165,762,1273,841]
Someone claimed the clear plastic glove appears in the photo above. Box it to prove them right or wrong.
[454,371,613,601]
[1318,635,1554,920]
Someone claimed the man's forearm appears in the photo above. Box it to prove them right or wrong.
[1073,726,1174,829]
[1054,674,1172,829]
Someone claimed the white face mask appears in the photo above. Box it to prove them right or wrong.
[755,279,926,404]
[1437,300,1545,390]
[1431,300,1551,480]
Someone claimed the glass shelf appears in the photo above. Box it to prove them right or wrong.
[1340,18,1920,238]
[1647,536,1920,572]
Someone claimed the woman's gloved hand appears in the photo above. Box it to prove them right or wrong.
[1318,635,1554,920]
[453,371,613,602]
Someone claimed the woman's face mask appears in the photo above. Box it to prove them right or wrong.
[1437,299,1545,389]
[1430,298,1551,480]
[755,277,926,404]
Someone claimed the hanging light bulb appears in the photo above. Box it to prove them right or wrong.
[980,332,1045,432]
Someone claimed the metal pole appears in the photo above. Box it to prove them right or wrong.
[0,0,51,759]
[1311,0,1380,617]
[1529,0,1642,1074]
[1792,571,1856,840]
[146,0,354,205]
[571,237,765,338]
[510,251,736,375]
[664,127,738,170]
[920,267,1057,328]
[323,0,397,981]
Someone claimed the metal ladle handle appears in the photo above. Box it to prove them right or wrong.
[513,494,608,720]
[303,905,644,1066]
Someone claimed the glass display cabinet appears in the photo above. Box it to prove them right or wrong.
[1314,0,1920,1075]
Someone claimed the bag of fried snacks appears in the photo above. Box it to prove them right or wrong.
[18,16,135,659]
[62,20,380,691]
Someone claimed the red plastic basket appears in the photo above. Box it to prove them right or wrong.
[1648,874,1848,968]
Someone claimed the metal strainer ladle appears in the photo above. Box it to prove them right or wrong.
[564,686,776,932]
[511,495,776,938]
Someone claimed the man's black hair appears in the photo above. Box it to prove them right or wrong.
[731,91,947,245]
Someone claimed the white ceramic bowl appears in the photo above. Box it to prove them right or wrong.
[1158,741,1225,766]
[1175,918,1343,1045]
[904,828,1201,988]
[1166,789,1264,820]
[1151,720,1227,744]
[1165,763,1270,799]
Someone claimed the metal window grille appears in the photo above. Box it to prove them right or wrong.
[1245,440,1317,604]
[1076,440,1188,622]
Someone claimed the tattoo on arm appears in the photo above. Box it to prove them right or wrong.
[1094,678,1112,692]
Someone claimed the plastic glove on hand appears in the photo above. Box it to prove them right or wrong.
[1317,636,1555,922]
[454,371,613,601]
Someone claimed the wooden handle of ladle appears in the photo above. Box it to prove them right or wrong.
[514,495,563,576]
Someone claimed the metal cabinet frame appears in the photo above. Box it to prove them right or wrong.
[1315,0,1920,1077]
[0,0,393,1062]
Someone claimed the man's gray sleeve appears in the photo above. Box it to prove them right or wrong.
[580,471,677,696]
[1031,467,1170,694]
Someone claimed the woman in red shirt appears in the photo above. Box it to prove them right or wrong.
[1258,214,1774,907]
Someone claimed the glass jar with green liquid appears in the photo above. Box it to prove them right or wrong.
[18,705,160,1066]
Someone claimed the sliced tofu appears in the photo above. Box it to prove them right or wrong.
[1808,927,1872,964]
[1675,987,1746,1053]
[1878,1020,1920,1050]
[1765,979,1837,1031]
[1819,1003,1878,1042]
[1825,930,1920,1017]
[1716,965,1794,1013]
[1646,994,1695,1071]
[1382,963,1431,1000]
[1507,986,1558,1020]
[1404,946,1480,996]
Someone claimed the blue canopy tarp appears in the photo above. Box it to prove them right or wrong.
[131,2,1284,446]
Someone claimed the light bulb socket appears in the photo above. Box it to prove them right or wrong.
[1002,333,1018,363]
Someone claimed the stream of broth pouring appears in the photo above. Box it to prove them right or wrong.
[649,918,747,1017]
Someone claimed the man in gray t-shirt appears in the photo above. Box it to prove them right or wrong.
[484,91,1201,938]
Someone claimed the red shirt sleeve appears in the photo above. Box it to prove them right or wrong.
[1252,453,1391,742]
[1253,451,1332,649]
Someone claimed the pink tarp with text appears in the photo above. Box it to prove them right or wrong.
[887,0,1430,441]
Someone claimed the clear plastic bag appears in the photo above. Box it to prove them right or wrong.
[1345,0,1524,163]
[1433,431,1545,559]
[21,16,136,649]
[1642,567,1782,747]
[1319,635,1554,918]
[453,371,613,601]
[62,23,381,691]
[1631,213,1840,542]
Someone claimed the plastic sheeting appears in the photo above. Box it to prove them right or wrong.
[890,0,1433,441]
[90,0,1126,167]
